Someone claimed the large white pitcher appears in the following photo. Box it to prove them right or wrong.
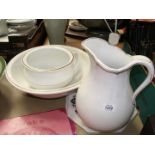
[67,37,155,132]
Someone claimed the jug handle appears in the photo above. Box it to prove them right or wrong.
[131,55,154,102]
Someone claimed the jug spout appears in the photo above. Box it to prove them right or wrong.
[81,37,133,73]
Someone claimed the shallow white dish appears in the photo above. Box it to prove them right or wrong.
[69,20,87,31]
[8,24,35,31]
[6,19,36,25]
[5,45,90,98]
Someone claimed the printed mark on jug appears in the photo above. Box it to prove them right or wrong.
[105,105,113,111]
[71,95,77,113]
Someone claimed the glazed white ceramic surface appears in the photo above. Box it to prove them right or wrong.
[22,46,74,89]
[5,45,90,98]
[68,37,154,132]
[66,92,138,134]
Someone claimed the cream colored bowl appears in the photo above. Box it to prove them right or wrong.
[22,46,74,89]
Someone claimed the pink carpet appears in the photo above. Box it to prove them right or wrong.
[0,109,76,135]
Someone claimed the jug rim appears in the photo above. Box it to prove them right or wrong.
[81,37,134,73]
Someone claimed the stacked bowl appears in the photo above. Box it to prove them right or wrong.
[22,46,75,89]
[5,45,90,98]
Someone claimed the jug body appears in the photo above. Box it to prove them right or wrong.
[76,58,135,131]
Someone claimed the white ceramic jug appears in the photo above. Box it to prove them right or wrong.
[67,37,155,132]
